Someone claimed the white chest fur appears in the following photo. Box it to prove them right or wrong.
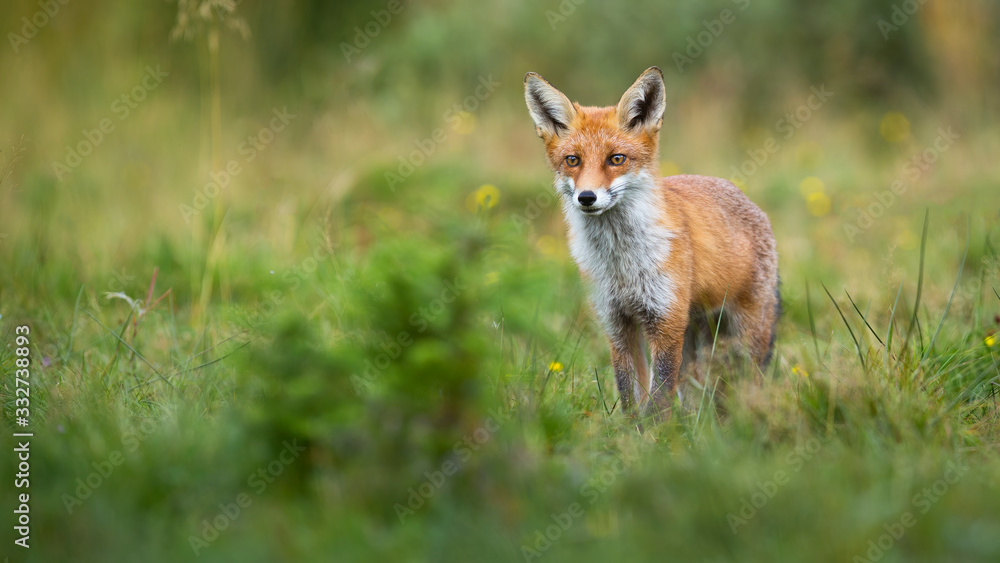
[561,173,676,329]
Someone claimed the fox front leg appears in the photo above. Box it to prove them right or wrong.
[607,321,643,414]
[646,313,687,417]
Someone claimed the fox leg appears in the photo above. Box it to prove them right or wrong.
[632,332,651,406]
[682,307,712,385]
[608,320,643,413]
[645,309,688,415]
[729,279,781,372]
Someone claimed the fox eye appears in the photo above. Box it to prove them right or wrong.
[565,155,580,167]
[608,154,627,166]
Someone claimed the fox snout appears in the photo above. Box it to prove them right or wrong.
[559,171,651,215]
[577,191,597,206]
[557,176,616,215]
[573,187,613,214]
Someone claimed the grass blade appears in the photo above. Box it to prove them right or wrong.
[823,283,866,372]
[594,367,610,416]
[84,310,176,392]
[922,217,971,362]
[143,339,253,390]
[696,286,729,430]
[64,284,85,363]
[905,209,930,348]
[806,280,820,363]
[886,281,904,360]
[706,287,729,372]
[935,360,999,424]
[845,289,885,349]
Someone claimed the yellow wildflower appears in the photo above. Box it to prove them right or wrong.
[799,176,825,198]
[536,235,558,256]
[807,192,831,217]
[466,183,500,212]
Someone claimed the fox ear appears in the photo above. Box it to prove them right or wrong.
[524,72,577,138]
[617,67,666,133]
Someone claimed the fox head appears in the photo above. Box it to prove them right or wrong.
[524,67,666,216]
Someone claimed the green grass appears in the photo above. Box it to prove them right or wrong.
[2,0,1000,561]
[2,157,998,561]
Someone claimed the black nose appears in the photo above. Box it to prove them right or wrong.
[578,191,597,206]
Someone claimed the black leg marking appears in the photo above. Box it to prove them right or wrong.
[615,367,635,412]
[653,347,679,399]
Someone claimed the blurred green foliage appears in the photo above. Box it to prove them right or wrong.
[1,0,1000,562]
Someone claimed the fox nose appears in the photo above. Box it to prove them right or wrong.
[578,191,597,206]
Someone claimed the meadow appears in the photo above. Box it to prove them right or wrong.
[1,1,999,561]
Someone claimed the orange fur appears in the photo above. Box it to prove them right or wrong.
[524,67,780,416]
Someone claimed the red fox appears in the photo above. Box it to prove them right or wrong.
[523,66,780,415]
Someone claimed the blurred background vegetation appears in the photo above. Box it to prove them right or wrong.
[1,0,999,561]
